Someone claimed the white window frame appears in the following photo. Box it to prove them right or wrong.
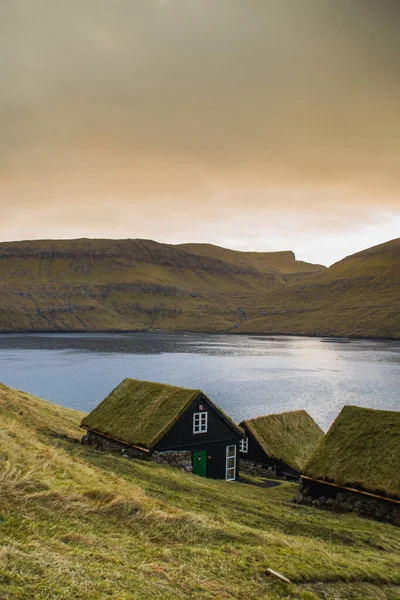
[193,411,208,434]
[239,437,248,453]
[225,444,237,481]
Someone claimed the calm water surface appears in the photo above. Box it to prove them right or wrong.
[0,333,398,429]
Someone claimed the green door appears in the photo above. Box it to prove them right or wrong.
[192,450,207,477]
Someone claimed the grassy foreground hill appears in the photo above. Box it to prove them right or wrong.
[1,382,400,600]
[0,237,399,338]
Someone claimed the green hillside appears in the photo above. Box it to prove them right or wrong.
[239,238,400,339]
[0,237,398,338]
[1,382,400,600]
[0,238,324,333]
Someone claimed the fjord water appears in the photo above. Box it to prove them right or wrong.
[0,333,398,429]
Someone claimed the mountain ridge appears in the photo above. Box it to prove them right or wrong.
[239,238,400,339]
[0,237,398,338]
[0,238,323,276]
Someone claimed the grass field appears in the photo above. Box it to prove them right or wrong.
[1,382,400,600]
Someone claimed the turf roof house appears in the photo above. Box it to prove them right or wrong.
[299,405,400,522]
[81,378,243,481]
[239,410,324,480]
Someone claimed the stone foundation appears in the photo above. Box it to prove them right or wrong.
[294,480,400,525]
[81,430,149,459]
[239,459,277,479]
[153,450,193,472]
[82,431,193,473]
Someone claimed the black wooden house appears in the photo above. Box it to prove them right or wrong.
[81,378,243,481]
[239,410,324,480]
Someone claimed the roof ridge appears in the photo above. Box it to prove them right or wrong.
[303,405,400,499]
[241,410,324,471]
[240,409,310,425]
[121,377,201,394]
[81,379,242,449]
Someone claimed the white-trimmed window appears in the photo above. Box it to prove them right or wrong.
[225,445,237,481]
[239,437,248,453]
[193,411,208,434]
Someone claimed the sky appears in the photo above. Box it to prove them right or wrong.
[1,0,399,266]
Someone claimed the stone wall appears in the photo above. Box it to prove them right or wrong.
[153,450,193,472]
[294,480,400,525]
[82,431,193,473]
[239,459,277,479]
[81,430,149,459]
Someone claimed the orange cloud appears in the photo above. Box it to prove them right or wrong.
[0,0,399,242]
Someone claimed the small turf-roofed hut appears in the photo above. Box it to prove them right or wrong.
[300,405,400,521]
[239,410,324,480]
[81,378,243,481]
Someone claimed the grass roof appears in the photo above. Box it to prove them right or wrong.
[81,378,242,450]
[81,379,200,450]
[303,405,400,499]
[241,410,324,472]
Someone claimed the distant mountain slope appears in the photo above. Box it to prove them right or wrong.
[239,238,400,339]
[319,238,400,282]
[0,237,398,338]
[0,238,308,332]
[177,243,325,275]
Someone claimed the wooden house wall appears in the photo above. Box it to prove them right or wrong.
[197,440,239,480]
[155,393,241,480]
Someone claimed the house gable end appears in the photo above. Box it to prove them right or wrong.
[147,392,200,449]
[241,423,276,464]
[239,411,324,473]
[240,422,298,475]
[155,393,241,451]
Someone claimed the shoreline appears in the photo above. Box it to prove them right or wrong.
[0,329,398,342]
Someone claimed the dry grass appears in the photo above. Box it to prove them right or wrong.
[241,411,324,472]
[81,378,200,449]
[1,382,400,600]
[304,405,400,499]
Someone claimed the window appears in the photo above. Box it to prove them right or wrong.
[225,445,237,481]
[193,411,208,434]
[239,437,248,453]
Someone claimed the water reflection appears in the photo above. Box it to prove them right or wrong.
[0,332,300,356]
[0,333,398,429]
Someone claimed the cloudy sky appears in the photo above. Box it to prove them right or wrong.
[1,0,399,265]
